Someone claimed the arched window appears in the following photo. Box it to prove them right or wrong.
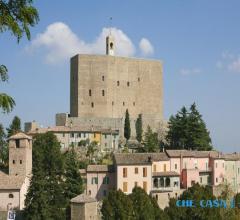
[91,102,94,108]
[166,177,170,187]
[89,89,92,96]
[138,77,140,82]
[102,90,105,96]
[160,177,164,187]
[9,194,14,198]
[102,75,105,81]
[117,81,120,86]
[153,178,159,188]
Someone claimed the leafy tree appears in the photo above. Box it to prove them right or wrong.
[124,109,131,142]
[101,189,135,220]
[24,132,66,220]
[135,114,143,143]
[165,183,221,220]
[7,115,21,137]
[130,187,155,220]
[166,103,212,150]
[86,141,98,163]
[140,126,159,152]
[0,123,8,168]
[150,196,169,220]
[0,0,39,113]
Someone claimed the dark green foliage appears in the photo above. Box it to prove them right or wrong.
[7,115,21,137]
[24,132,66,220]
[140,126,159,152]
[86,141,98,163]
[0,123,8,168]
[101,189,135,220]
[124,109,131,141]
[0,0,39,113]
[165,184,221,220]
[135,114,143,143]
[166,103,212,151]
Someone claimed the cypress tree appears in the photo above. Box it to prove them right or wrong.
[135,114,143,143]
[7,116,21,137]
[124,109,131,142]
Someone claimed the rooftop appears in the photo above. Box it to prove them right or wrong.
[71,193,96,204]
[87,165,114,172]
[114,153,169,165]
[0,172,26,189]
[165,150,219,158]
[152,171,180,177]
[8,132,32,140]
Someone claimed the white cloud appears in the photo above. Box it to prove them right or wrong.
[228,57,240,73]
[26,22,154,64]
[139,38,154,56]
[179,68,201,76]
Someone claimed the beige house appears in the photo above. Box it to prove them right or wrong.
[0,133,32,211]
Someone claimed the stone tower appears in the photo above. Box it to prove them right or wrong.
[106,34,115,56]
[8,132,32,176]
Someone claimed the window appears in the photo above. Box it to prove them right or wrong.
[160,177,164,187]
[112,101,114,105]
[166,177,170,187]
[223,163,224,168]
[123,182,128,192]
[62,133,65,137]
[71,133,74,138]
[133,102,135,106]
[238,168,240,175]
[123,168,127,177]
[138,77,140,82]
[143,167,147,177]
[215,162,218,168]
[164,164,167,172]
[83,133,86,138]
[153,164,156,172]
[13,160,15,164]
[175,164,177,170]
[103,176,110,184]
[216,178,218,183]
[184,162,187,169]
[94,133,96,138]
[123,102,125,106]
[127,82,130,86]
[135,167,138,174]
[104,134,107,139]
[143,181,147,192]
[91,177,98,184]
[89,89,92,96]
[117,81,120,86]
[153,178,158,188]
[174,181,178,187]
[16,139,20,148]
[103,190,107,196]
[134,182,138,187]
[200,177,202,183]
[20,160,22,164]
[102,76,105,81]
[102,90,105,96]
[9,194,14,199]
[78,133,81,138]
[91,102,94,108]
[88,190,91,195]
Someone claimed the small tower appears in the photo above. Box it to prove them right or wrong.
[8,132,32,176]
[106,34,115,56]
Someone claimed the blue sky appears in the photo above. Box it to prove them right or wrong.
[1,0,240,152]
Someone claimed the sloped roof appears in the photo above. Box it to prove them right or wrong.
[87,165,114,172]
[165,150,219,158]
[114,153,169,165]
[71,194,96,203]
[8,132,32,140]
[0,172,26,189]
[152,171,180,177]
[222,153,240,161]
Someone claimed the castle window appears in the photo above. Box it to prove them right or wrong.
[102,75,105,81]
[102,90,105,96]
[91,102,94,108]
[13,160,15,164]
[110,42,113,49]
[133,102,135,106]
[20,160,22,164]
[9,194,14,199]
[16,139,20,148]
[112,101,114,106]
[117,81,120,86]
[123,102,125,106]
[127,82,130,86]
[138,77,140,82]
[89,89,92,96]
[70,133,74,138]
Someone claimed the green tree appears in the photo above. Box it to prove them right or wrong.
[141,126,159,152]
[166,103,212,151]
[124,109,131,142]
[7,115,21,137]
[86,141,98,163]
[135,114,143,143]
[101,189,135,220]
[24,132,66,220]
[0,0,39,113]
[165,183,221,220]
[130,187,155,220]
[0,123,8,168]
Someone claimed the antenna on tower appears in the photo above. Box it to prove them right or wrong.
[109,17,113,35]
